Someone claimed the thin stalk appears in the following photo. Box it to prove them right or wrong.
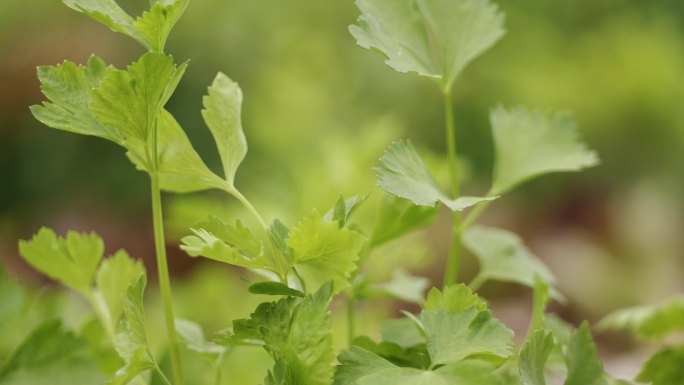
[227,186,268,230]
[155,364,174,385]
[151,173,184,385]
[468,273,486,292]
[443,91,462,287]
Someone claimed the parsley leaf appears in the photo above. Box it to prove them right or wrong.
[564,322,607,385]
[350,0,505,90]
[598,295,684,340]
[519,330,554,385]
[489,106,599,195]
[369,196,438,247]
[334,346,397,385]
[94,250,145,331]
[376,140,496,212]
[18,228,103,296]
[636,345,684,385]
[373,269,430,304]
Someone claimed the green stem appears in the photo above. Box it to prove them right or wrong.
[227,186,268,230]
[155,364,174,385]
[151,173,184,385]
[443,91,462,287]
[468,273,486,292]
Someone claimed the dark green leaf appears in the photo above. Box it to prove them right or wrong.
[248,282,305,297]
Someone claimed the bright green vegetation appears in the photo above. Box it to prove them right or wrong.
[1,0,675,384]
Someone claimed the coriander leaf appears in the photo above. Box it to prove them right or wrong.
[126,109,225,193]
[110,274,156,385]
[287,210,366,292]
[333,346,397,385]
[133,0,189,52]
[519,330,554,385]
[490,106,599,195]
[0,320,103,384]
[63,0,142,44]
[202,72,248,186]
[564,322,607,385]
[376,140,496,212]
[248,282,305,297]
[381,318,425,349]
[94,250,145,331]
[350,0,505,90]
[420,307,514,365]
[598,295,684,340]
[373,269,430,304]
[175,319,226,356]
[423,284,487,313]
[31,56,121,143]
[636,345,684,385]
[91,52,186,148]
[18,227,103,296]
[369,196,438,247]
[463,226,559,297]
[323,194,368,228]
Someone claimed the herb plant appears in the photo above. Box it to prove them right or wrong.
[2,0,675,384]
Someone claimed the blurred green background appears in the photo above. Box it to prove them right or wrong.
[1,0,684,381]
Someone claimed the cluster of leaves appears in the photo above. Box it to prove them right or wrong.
[5,0,674,384]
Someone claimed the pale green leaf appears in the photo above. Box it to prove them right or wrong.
[369,195,437,247]
[287,210,366,292]
[323,194,368,228]
[18,227,103,296]
[463,226,559,297]
[180,216,269,269]
[126,109,224,193]
[355,360,503,385]
[134,0,189,52]
[420,307,514,364]
[376,140,496,211]
[423,284,487,313]
[0,320,103,384]
[111,274,155,385]
[381,318,425,349]
[175,319,226,355]
[373,269,429,304]
[598,295,684,340]
[94,250,145,330]
[564,322,607,385]
[31,56,122,143]
[636,345,684,385]
[350,0,505,90]
[63,0,142,44]
[333,346,397,385]
[91,52,186,148]
[490,106,599,195]
[519,330,554,385]
[202,72,248,185]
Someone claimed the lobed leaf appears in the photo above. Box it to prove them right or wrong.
[598,295,684,340]
[18,227,104,296]
[423,284,487,313]
[94,250,145,331]
[636,345,684,385]
[519,330,554,385]
[350,0,505,90]
[287,210,366,293]
[354,360,503,385]
[323,194,368,228]
[564,322,607,385]
[334,346,397,385]
[489,106,599,195]
[369,195,438,247]
[463,226,560,297]
[376,140,495,212]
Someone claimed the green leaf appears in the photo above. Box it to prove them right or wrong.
[355,360,503,385]
[369,196,438,247]
[350,336,430,370]
[423,284,487,313]
[376,141,496,211]
[463,226,559,297]
[91,52,186,149]
[30,56,121,143]
[0,320,103,384]
[598,295,684,340]
[381,318,425,349]
[134,0,189,52]
[636,345,684,385]
[350,0,505,90]
[202,72,248,186]
[489,106,600,195]
[564,322,607,385]
[519,330,554,385]
[324,194,368,228]
[373,269,430,304]
[181,215,269,270]
[420,307,514,365]
[175,319,226,356]
[94,250,145,331]
[334,346,397,385]
[110,274,156,385]
[233,283,335,385]
[287,210,366,292]
[248,282,305,298]
[18,227,104,296]
[63,0,142,44]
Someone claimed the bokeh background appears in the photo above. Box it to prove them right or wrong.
[1,0,683,382]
